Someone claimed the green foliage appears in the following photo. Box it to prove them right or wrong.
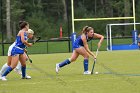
[27,11,49,39]
[1,0,140,41]
[26,12,68,39]
[11,0,25,21]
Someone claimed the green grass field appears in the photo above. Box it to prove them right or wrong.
[0,50,140,93]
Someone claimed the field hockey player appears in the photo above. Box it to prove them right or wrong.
[56,26,104,74]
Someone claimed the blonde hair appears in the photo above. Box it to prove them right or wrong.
[82,26,93,34]
[28,29,34,34]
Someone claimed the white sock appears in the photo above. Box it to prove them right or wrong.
[16,62,21,70]
[0,63,9,75]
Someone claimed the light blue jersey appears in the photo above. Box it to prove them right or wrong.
[73,35,92,49]
[11,32,28,56]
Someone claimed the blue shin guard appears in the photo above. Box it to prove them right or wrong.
[83,59,88,72]
[21,66,26,78]
[2,66,13,77]
[59,59,71,68]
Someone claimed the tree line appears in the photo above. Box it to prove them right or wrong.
[0,0,140,42]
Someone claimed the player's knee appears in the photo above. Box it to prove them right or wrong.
[21,64,26,67]
[25,57,28,61]
[20,62,26,67]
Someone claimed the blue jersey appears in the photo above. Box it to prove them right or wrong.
[15,32,28,48]
[73,35,92,49]
[11,32,28,56]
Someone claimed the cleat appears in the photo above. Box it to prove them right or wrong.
[22,75,31,79]
[14,68,22,75]
[1,76,7,81]
[56,63,60,73]
[26,75,31,79]
[83,71,91,75]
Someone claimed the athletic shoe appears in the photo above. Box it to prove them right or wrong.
[26,75,31,79]
[1,76,7,81]
[22,75,31,79]
[56,63,60,73]
[14,68,22,75]
[83,71,91,75]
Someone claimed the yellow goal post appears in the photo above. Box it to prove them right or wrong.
[71,0,136,33]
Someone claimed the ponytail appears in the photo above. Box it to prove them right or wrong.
[19,21,29,30]
[82,26,93,34]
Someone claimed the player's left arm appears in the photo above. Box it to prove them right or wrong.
[93,33,104,48]
[20,31,32,47]
[82,34,96,58]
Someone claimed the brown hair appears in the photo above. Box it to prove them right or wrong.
[19,21,29,29]
[82,26,93,34]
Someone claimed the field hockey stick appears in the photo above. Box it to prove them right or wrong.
[91,48,99,74]
[32,36,41,44]
[26,53,33,63]
[129,42,134,46]
[24,46,32,63]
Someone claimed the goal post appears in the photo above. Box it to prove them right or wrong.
[106,23,140,51]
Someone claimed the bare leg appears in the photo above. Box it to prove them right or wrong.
[19,53,27,78]
[75,47,89,59]
[7,56,12,66]
[75,47,90,73]
[69,50,79,62]
[14,53,28,75]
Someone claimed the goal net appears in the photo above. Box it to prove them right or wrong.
[106,23,140,51]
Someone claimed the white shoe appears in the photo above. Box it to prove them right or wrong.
[22,75,31,79]
[1,76,7,81]
[83,71,91,75]
[56,63,60,73]
[26,75,31,79]
[14,68,22,75]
